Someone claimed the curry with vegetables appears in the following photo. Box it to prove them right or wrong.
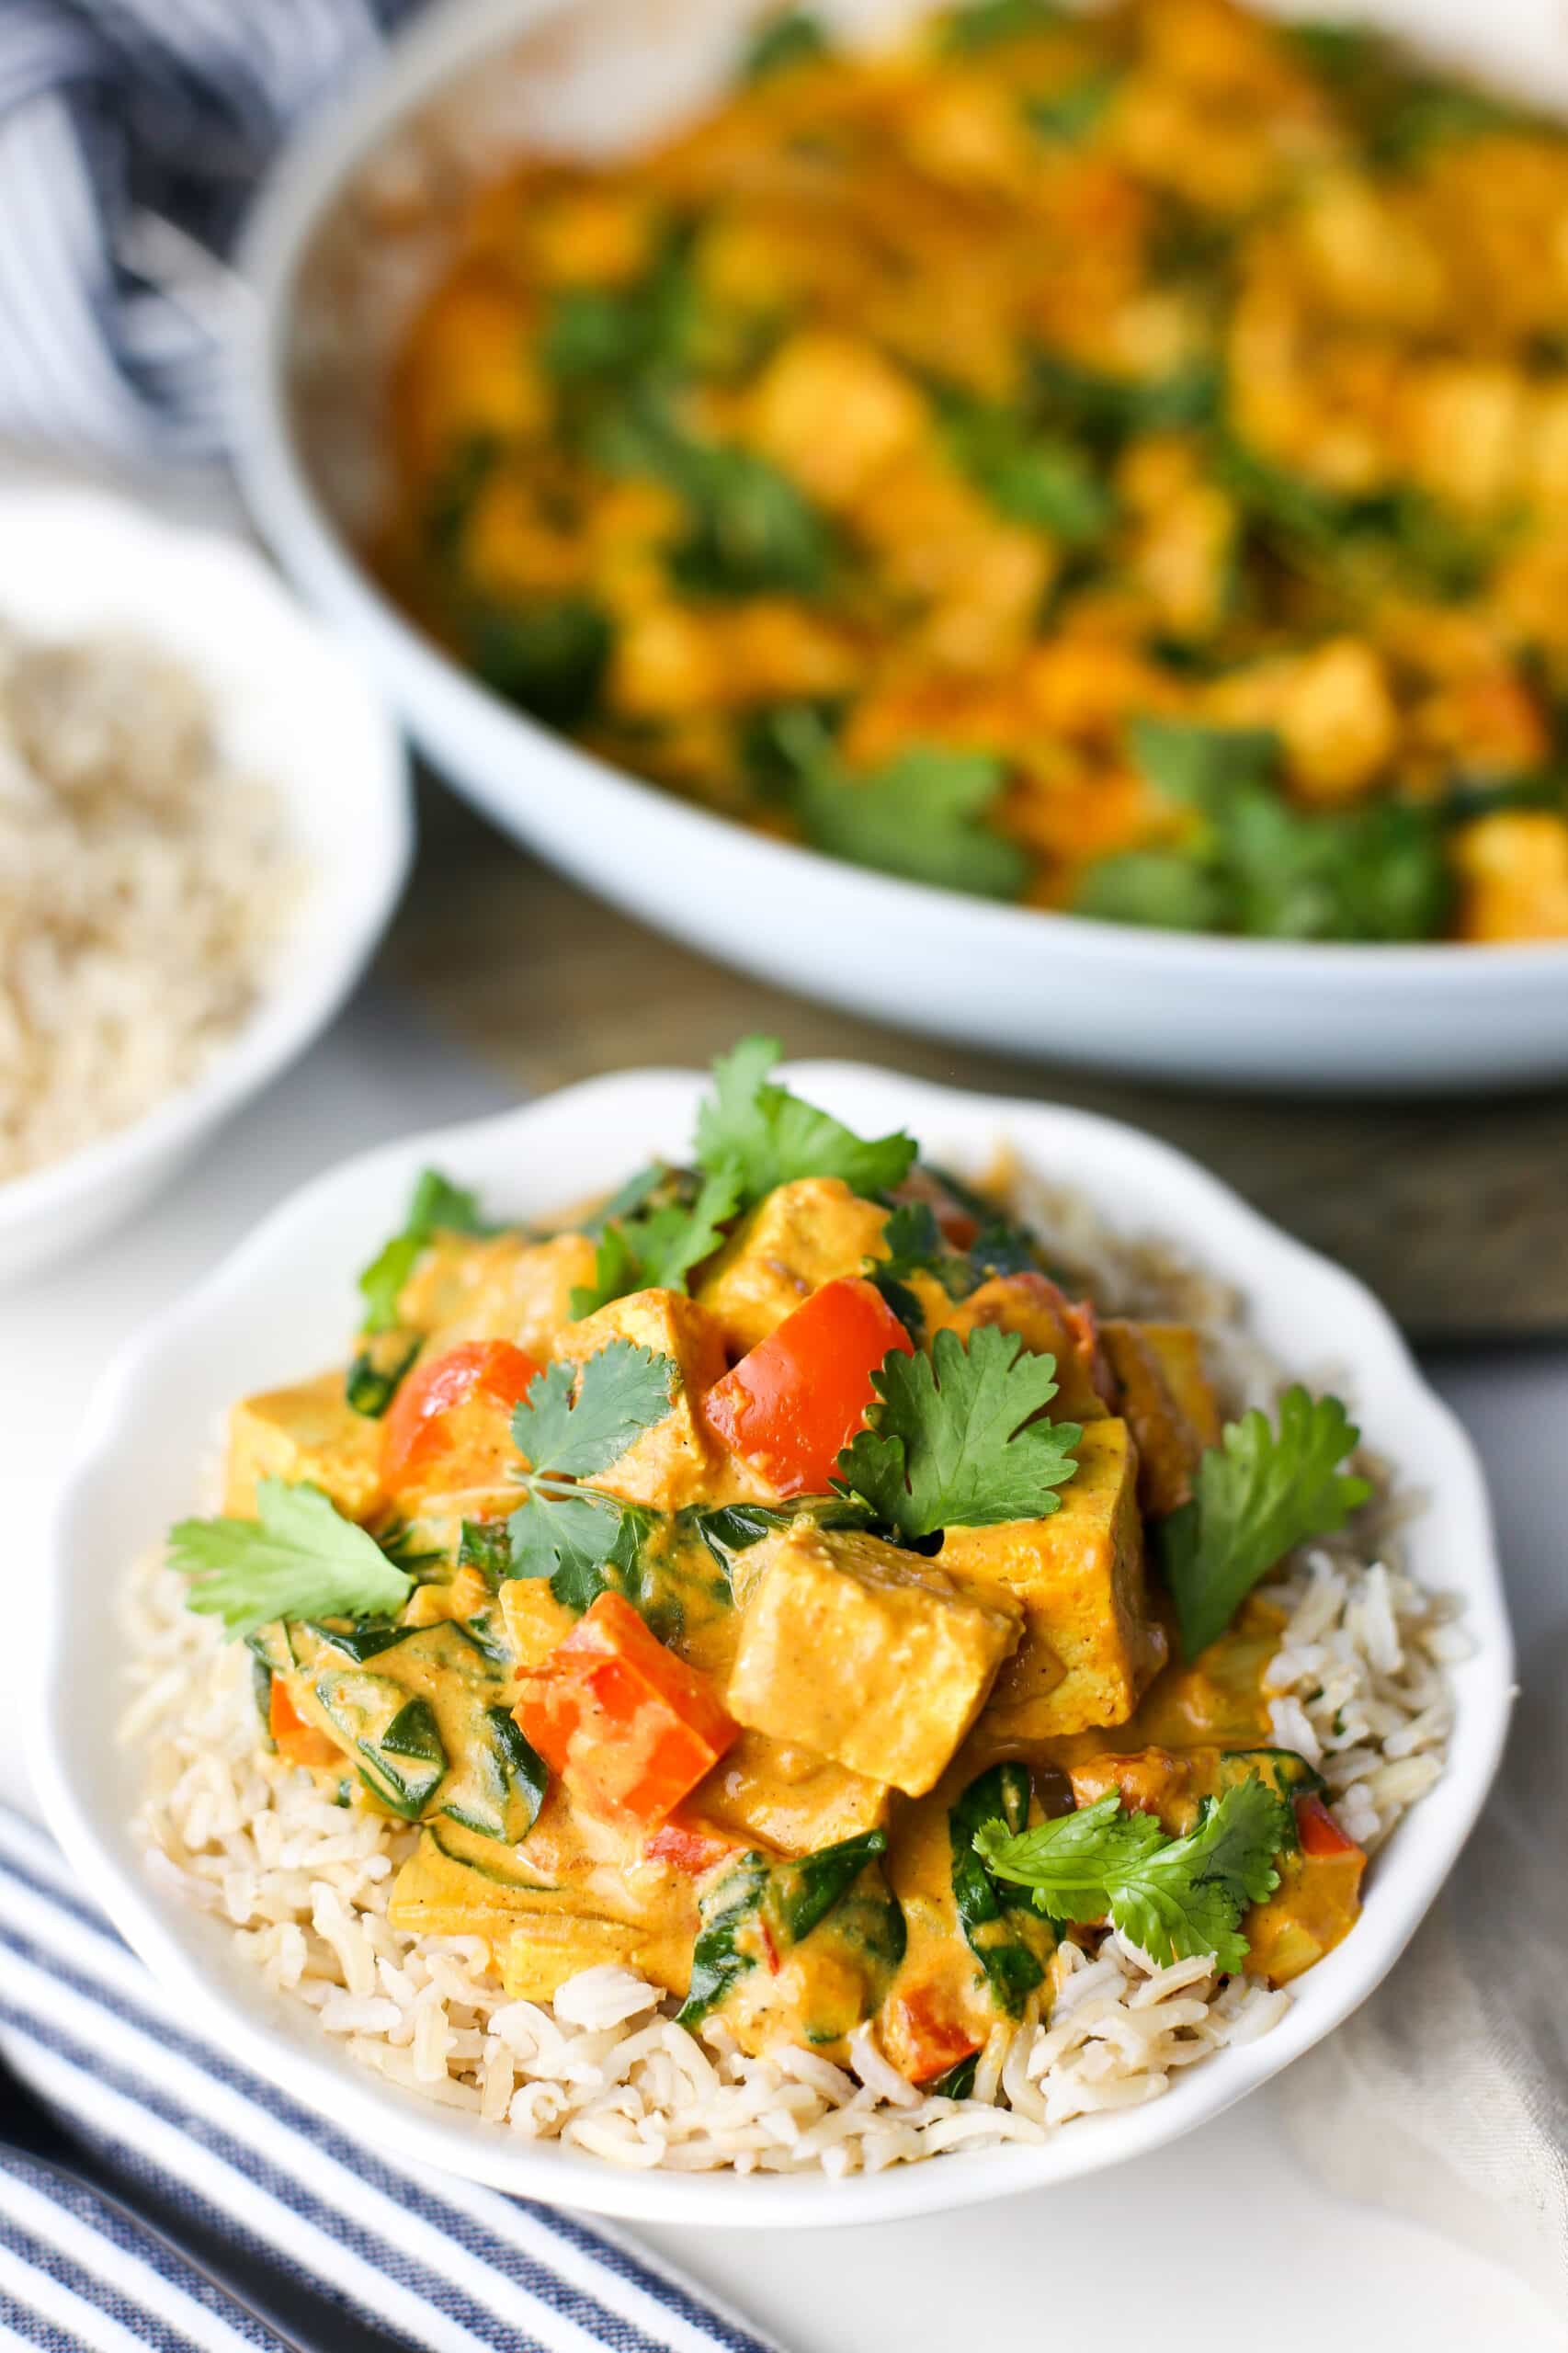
[379,0,1568,945]
[171,1039,1378,2088]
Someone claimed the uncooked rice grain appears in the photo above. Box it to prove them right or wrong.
[0,625,291,1181]
[125,1186,1462,2176]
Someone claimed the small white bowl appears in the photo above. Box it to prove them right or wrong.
[31,1062,1513,2227]
[0,487,411,1282]
[232,0,1568,1093]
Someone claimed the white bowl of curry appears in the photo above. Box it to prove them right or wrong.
[233,0,1568,1087]
[35,1051,1511,2222]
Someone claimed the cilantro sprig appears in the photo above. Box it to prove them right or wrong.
[358,1167,486,1335]
[695,1035,915,1207]
[169,1481,412,1640]
[1163,1387,1371,1658]
[571,1160,744,1317]
[835,1324,1081,1539]
[506,1341,675,1610]
[764,708,1029,902]
[975,1777,1293,1972]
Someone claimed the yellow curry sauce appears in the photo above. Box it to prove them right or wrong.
[213,1108,1367,2087]
[378,0,1568,945]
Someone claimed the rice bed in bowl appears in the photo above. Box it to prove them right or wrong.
[123,1175,1462,2178]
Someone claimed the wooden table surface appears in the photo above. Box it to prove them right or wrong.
[382,779,1568,1345]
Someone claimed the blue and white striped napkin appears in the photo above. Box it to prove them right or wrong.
[0,1805,780,2353]
[0,0,414,460]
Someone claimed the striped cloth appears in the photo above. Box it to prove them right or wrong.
[0,1805,780,2353]
[0,0,415,460]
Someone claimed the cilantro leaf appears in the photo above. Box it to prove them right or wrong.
[1073,847,1231,932]
[1163,1387,1372,1658]
[1130,718,1280,810]
[510,1341,676,1480]
[1126,720,1452,943]
[170,1481,412,1640]
[508,1487,653,1614]
[737,6,831,80]
[938,392,1113,543]
[975,1775,1292,1972]
[942,0,1064,52]
[769,709,1028,901]
[358,1167,486,1335]
[798,743,1030,900]
[694,1034,915,1205]
[835,1324,1080,1539]
[572,1160,743,1316]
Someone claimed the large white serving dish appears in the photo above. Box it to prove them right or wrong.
[32,1061,1513,2225]
[0,487,411,1281]
[231,0,1568,1092]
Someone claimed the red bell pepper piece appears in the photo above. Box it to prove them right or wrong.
[268,1677,340,1769]
[381,1339,541,1488]
[1295,1792,1362,1859]
[701,1276,913,1496]
[515,1592,738,1828]
[642,1814,743,1876]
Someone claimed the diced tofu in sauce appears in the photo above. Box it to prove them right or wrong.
[1102,1317,1222,1518]
[697,1176,890,1355]
[225,1102,1375,2080]
[726,1520,1021,1797]
[223,1370,385,1524]
[942,1418,1167,1741]
[552,1287,730,1510]
[398,1229,599,1358]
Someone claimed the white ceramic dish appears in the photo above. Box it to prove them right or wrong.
[0,487,411,1284]
[33,1061,1513,2226]
[232,0,1568,1094]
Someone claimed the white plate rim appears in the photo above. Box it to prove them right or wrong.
[30,1062,1515,2227]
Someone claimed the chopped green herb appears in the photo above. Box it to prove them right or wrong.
[835,1324,1081,1540]
[464,597,614,728]
[1162,1387,1371,1658]
[505,1344,676,1612]
[358,1168,486,1336]
[170,1482,412,1641]
[976,1775,1293,1972]
[738,7,831,83]
[694,1034,916,1206]
[571,1160,744,1316]
[939,392,1113,544]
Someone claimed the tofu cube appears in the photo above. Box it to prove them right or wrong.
[911,1270,1112,1425]
[223,1370,385,1524]
[1102,1318,1221,1518]
[744,330,928,510]
[694,1730,890,1858]
[398,1230,599,1360]
[726,1522,1020,1798]
[942,1418,1166,1740]
[552,1288,728,1510]
[697,1176,891,1356]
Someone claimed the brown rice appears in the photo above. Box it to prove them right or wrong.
[0,626,290,1183]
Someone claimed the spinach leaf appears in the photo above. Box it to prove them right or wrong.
[677,1851,772,2025]
[463,597,614,728]
[949,1764,1052,2013]
[773,1830,889,1944]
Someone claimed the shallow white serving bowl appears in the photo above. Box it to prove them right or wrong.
[33,1062,1513,2225]
[0,487,411,1282]
[232,0,1568,1092]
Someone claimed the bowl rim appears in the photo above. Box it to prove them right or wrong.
[30,1058,1516,2228]
[0,485,413,1244]
[231,0,1568,990]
